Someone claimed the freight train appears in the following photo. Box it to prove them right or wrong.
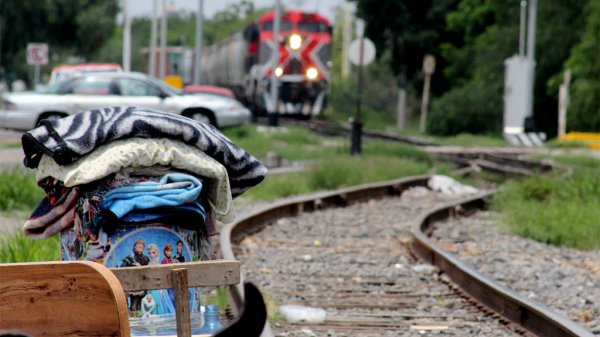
[200,10,332,118]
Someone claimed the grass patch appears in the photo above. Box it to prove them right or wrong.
[223,125,336,160]
[492,169,600,250]
[0,167,44,211]
[0,142,22,149]
[533,153,600,170]
[0,232,60,262]
[242,145,433,201]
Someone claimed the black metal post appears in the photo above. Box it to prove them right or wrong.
[350,37,365,155]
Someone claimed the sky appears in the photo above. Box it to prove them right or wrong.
[127,0,352,23]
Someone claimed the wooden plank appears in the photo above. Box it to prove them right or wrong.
[110,260,240,292]
[171,268,191,337]
[0,261,130,337]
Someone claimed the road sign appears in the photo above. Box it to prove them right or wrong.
[27,43,49,65]
[348,38,375,66]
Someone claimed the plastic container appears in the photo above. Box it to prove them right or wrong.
[198,304,223,335]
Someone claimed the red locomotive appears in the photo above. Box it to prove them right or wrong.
[201,10,332,118]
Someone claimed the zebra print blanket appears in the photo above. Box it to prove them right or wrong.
[22,106,267,198]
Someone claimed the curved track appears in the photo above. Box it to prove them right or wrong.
[219,174,591,337]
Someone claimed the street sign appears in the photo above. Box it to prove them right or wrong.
[27,43,49,65]
[348,38,375,66]
[423,54,436,75]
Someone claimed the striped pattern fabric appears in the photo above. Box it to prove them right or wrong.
[22,106,267,198]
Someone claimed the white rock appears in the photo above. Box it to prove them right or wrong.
[279,305,327,323]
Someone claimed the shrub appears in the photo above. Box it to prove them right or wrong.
[427,80,502,136]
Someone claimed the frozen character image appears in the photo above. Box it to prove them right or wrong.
[145,243,176,315]
[141,294,156,318]
[121,239,150,267]
[174,240,185,263]
[147,243,161,265]
[161,244,176,264]
[120,239,150,314]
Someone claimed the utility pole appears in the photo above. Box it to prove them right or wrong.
[340,3,351,79]
[519,0,526,56]
[526,0,538,127]
[269,0,281,127]
[122,0,131,72]
[149,0,158,76]
[159,0,168,79]
[419,55,436,134]
[193,0,204,85]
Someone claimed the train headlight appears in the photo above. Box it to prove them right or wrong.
[289,34,302,50]
[275,67,284,77]
[306,67,318,80]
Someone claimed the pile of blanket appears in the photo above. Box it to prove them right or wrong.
[21,106,267,264]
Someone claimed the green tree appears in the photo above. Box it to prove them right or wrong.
[434,0,585,136]
[549,0,599,132]
[0,0,119,85]
[352,0,460,94]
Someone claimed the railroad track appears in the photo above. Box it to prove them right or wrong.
[218,174,592,337]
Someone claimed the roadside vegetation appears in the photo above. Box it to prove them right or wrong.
[492,169,600,250]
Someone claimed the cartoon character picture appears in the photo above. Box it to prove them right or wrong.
[120,239,150,314]
[141,294,156,318]
[101,226,197,317]
[147,243,161,265]
[161,244,177,264]
[174,240,186,263]
[120,239,150,267]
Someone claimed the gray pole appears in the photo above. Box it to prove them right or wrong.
[122,0,131,72]
[193,0,204,85]
[269,0,281,127]
[526,0,537,61]
[526,0,537,121]
[159,0,168,79]
[341,3,351,79]
[149,0,158,76]
[519,0,527,57]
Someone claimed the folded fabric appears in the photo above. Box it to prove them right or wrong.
[24,188,79,239]
[35,137,232,220]
[22,106,267,198]
[75,174,151,238]
[100,173,203,219]
[107,201,209,234]
[37,177,70,206]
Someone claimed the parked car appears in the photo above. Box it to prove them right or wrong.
[0,72,251,130]
[183,85,236,99]
[49,63,123,85]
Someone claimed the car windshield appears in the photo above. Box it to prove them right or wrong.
[45,78,72,94]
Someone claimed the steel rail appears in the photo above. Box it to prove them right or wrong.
[219,175,591,337]
[411,192,593,337]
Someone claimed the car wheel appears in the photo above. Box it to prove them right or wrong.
[37,113,65,126]
[189,111,217,127]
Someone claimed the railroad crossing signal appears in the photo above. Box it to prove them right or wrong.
[27,43,49,65]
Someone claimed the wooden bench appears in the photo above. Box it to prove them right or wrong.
[0,260,240,337]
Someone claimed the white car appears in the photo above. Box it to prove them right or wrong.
[0,72,251,130]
